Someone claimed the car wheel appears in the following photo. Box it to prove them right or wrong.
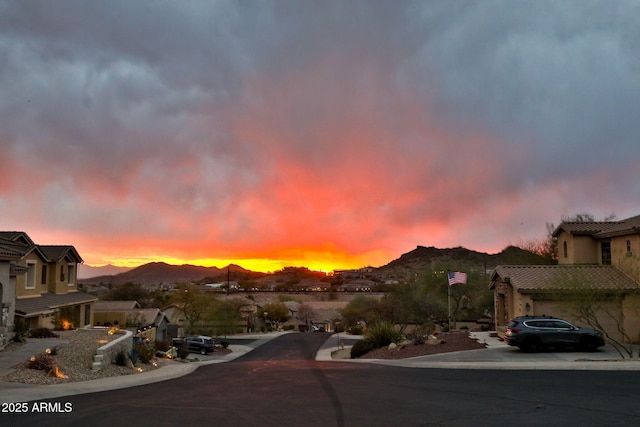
[521,337,544,353]
[200,347,206,355]
[580,337,599,352]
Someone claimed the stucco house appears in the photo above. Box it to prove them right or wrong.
[94,300,141,327]
[0,232,97,340]
[491,214,640,342]
[94,300,170,342]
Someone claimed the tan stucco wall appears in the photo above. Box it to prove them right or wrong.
[622,294,640,343]
[0,261,16,336]
[49,261,78,294]
[15,253,44,298]
[530,297,628,343]
[611,235,640,281]
[15,254,79,297]
[557,232,599,264]
[94,311,127,327]
[575,236,598,264]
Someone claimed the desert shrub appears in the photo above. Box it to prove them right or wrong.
[114,349,128,366]
[407,324,434,345]
[350,322,401,358]
[220,339,230,349]
[177,346,190,359]
[350,339,375,359]
[366,322,401,348]
[134,342,156,364]
[129,348,139,365]
[155,340,170,352]
[30,327,60,339]
[24,352,57,375]
[13,320,29,342]
[349,325,364,335]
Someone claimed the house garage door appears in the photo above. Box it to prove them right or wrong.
[534,299,623,342]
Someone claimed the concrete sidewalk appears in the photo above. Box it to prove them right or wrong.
[0,332,280,404]
[0,338,70,378]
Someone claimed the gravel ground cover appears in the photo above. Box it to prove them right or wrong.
[359,331,487,359]
[1,329,162,385]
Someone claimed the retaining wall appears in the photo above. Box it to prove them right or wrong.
[92,329,133,372]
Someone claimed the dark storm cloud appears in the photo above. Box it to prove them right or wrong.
[1,0,638,268]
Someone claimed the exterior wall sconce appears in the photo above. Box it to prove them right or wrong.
[525,302,531,312]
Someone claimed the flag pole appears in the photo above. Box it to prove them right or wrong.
[447,271,451,333]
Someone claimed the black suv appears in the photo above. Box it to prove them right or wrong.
[172,335,215,355]
[505,316,605,352]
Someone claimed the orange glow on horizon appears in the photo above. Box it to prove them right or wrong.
[89,250,391,273]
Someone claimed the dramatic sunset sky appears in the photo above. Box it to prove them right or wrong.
[1,1,639,272]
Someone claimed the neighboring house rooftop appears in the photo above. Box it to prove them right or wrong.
[553,214,640,238]
[0,231,35,246]
[0,236,32,260]
[15,292,98,317]
[0,232,83,263]
[94,300,141,311]
[127,308,169,326]
[283,300,301,313]
[491,265,639,292]
[38,245,84,263]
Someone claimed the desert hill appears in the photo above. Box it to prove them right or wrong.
[79,245,553,286]
[80,262,253,285]
[375,245,554,281]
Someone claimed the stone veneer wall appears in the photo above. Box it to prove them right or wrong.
[92,329,133,372]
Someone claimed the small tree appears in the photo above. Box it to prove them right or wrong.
[296,303,317,331]
[260,302,290,330]
[102,282,152,306]
[340,295,383,328]
[553,262,640,359]
[175,290,216,334]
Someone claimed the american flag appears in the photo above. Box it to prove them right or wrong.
[448,271,467,286]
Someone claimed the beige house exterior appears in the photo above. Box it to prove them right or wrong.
[94,300,141,327]
[94,300,170,342]
[0,232,96,335]
[491,214,640,343]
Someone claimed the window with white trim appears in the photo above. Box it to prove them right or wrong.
[67,264,76,286]
[26,261,37,289]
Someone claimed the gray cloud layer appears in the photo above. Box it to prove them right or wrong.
[1,0,638,265]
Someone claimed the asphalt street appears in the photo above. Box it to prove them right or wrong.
[3,333,640,427]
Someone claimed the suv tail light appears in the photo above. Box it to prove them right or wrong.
[506,328,520,335]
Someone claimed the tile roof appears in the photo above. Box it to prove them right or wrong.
[491,265,639,292]
[126,308,168,326]
[553,213,640,238]
[38,245,83,263]
[0,232,83,263]
[553,221,618,236]
[94,300,141,311]
[0,236,31,259]
[595,214,640,238]
[15,292,98,317]
[0,232,34,246]
[9,263,30,274]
